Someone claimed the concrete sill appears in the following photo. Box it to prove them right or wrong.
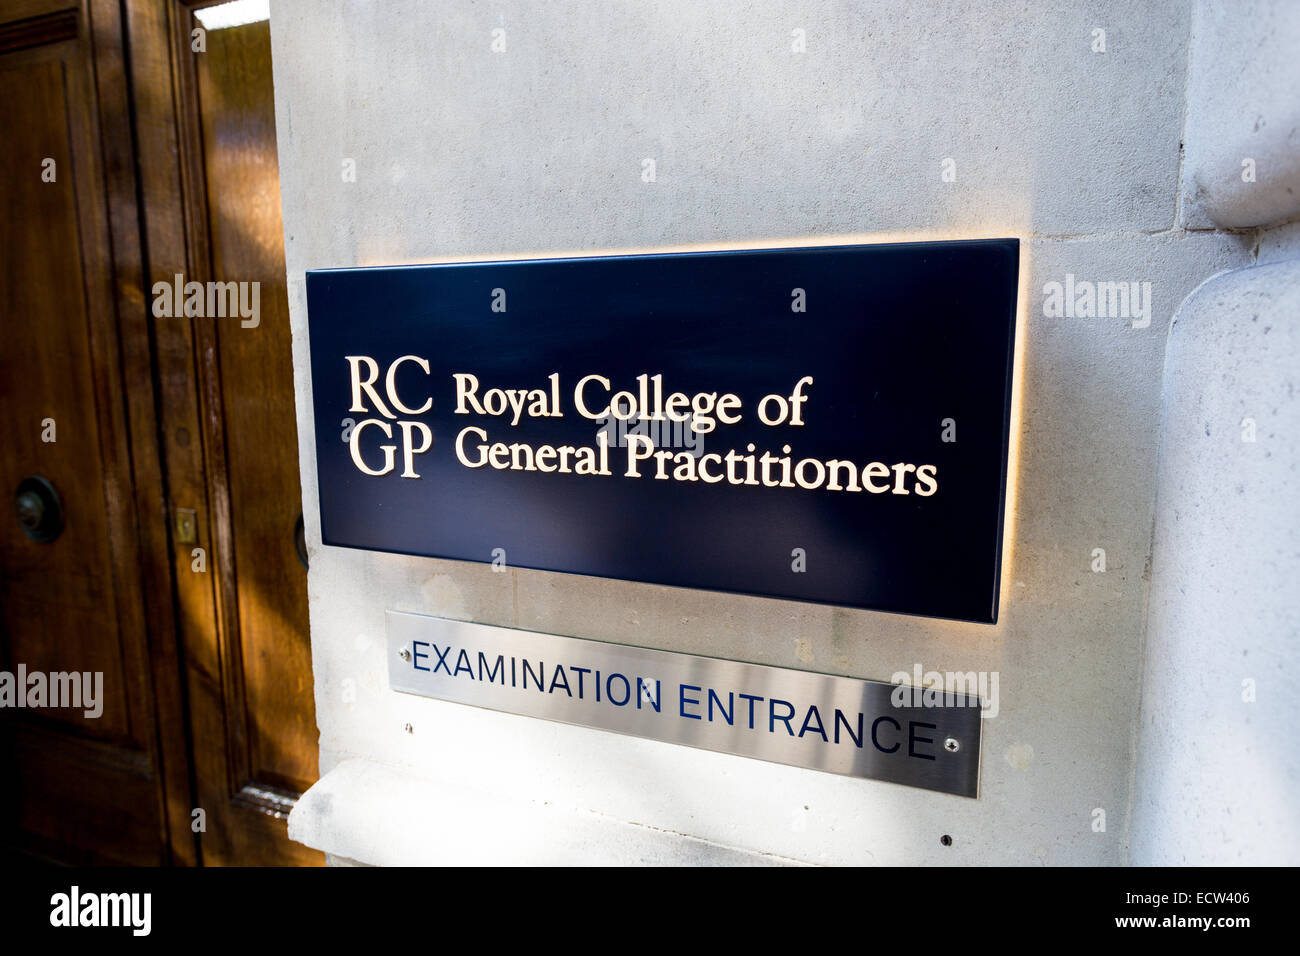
[288,757,794,866]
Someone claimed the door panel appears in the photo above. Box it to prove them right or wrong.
[0,48,131,743]
[0,11,168,865]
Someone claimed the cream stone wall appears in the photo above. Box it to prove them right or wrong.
[270,1,1295,865]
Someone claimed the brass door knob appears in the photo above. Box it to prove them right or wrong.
[14,475,63,543]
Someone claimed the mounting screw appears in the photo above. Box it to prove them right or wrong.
[403,722,414,734]
[399,647,411,662]
[944,737,960,753]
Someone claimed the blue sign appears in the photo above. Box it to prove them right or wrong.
[306,240,1019,623]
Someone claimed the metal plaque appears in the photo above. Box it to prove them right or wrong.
[308,239,1019,623]
[388,611,982,797]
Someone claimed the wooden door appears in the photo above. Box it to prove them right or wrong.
[2,0,321,866]
[128,0,322,865]
[0,0,191,865]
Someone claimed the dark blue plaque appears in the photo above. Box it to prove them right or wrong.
[306,239,1019,623]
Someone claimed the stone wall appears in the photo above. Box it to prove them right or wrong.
[270,1,1295,865]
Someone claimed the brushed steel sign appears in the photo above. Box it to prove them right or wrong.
[387,611,982,797]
